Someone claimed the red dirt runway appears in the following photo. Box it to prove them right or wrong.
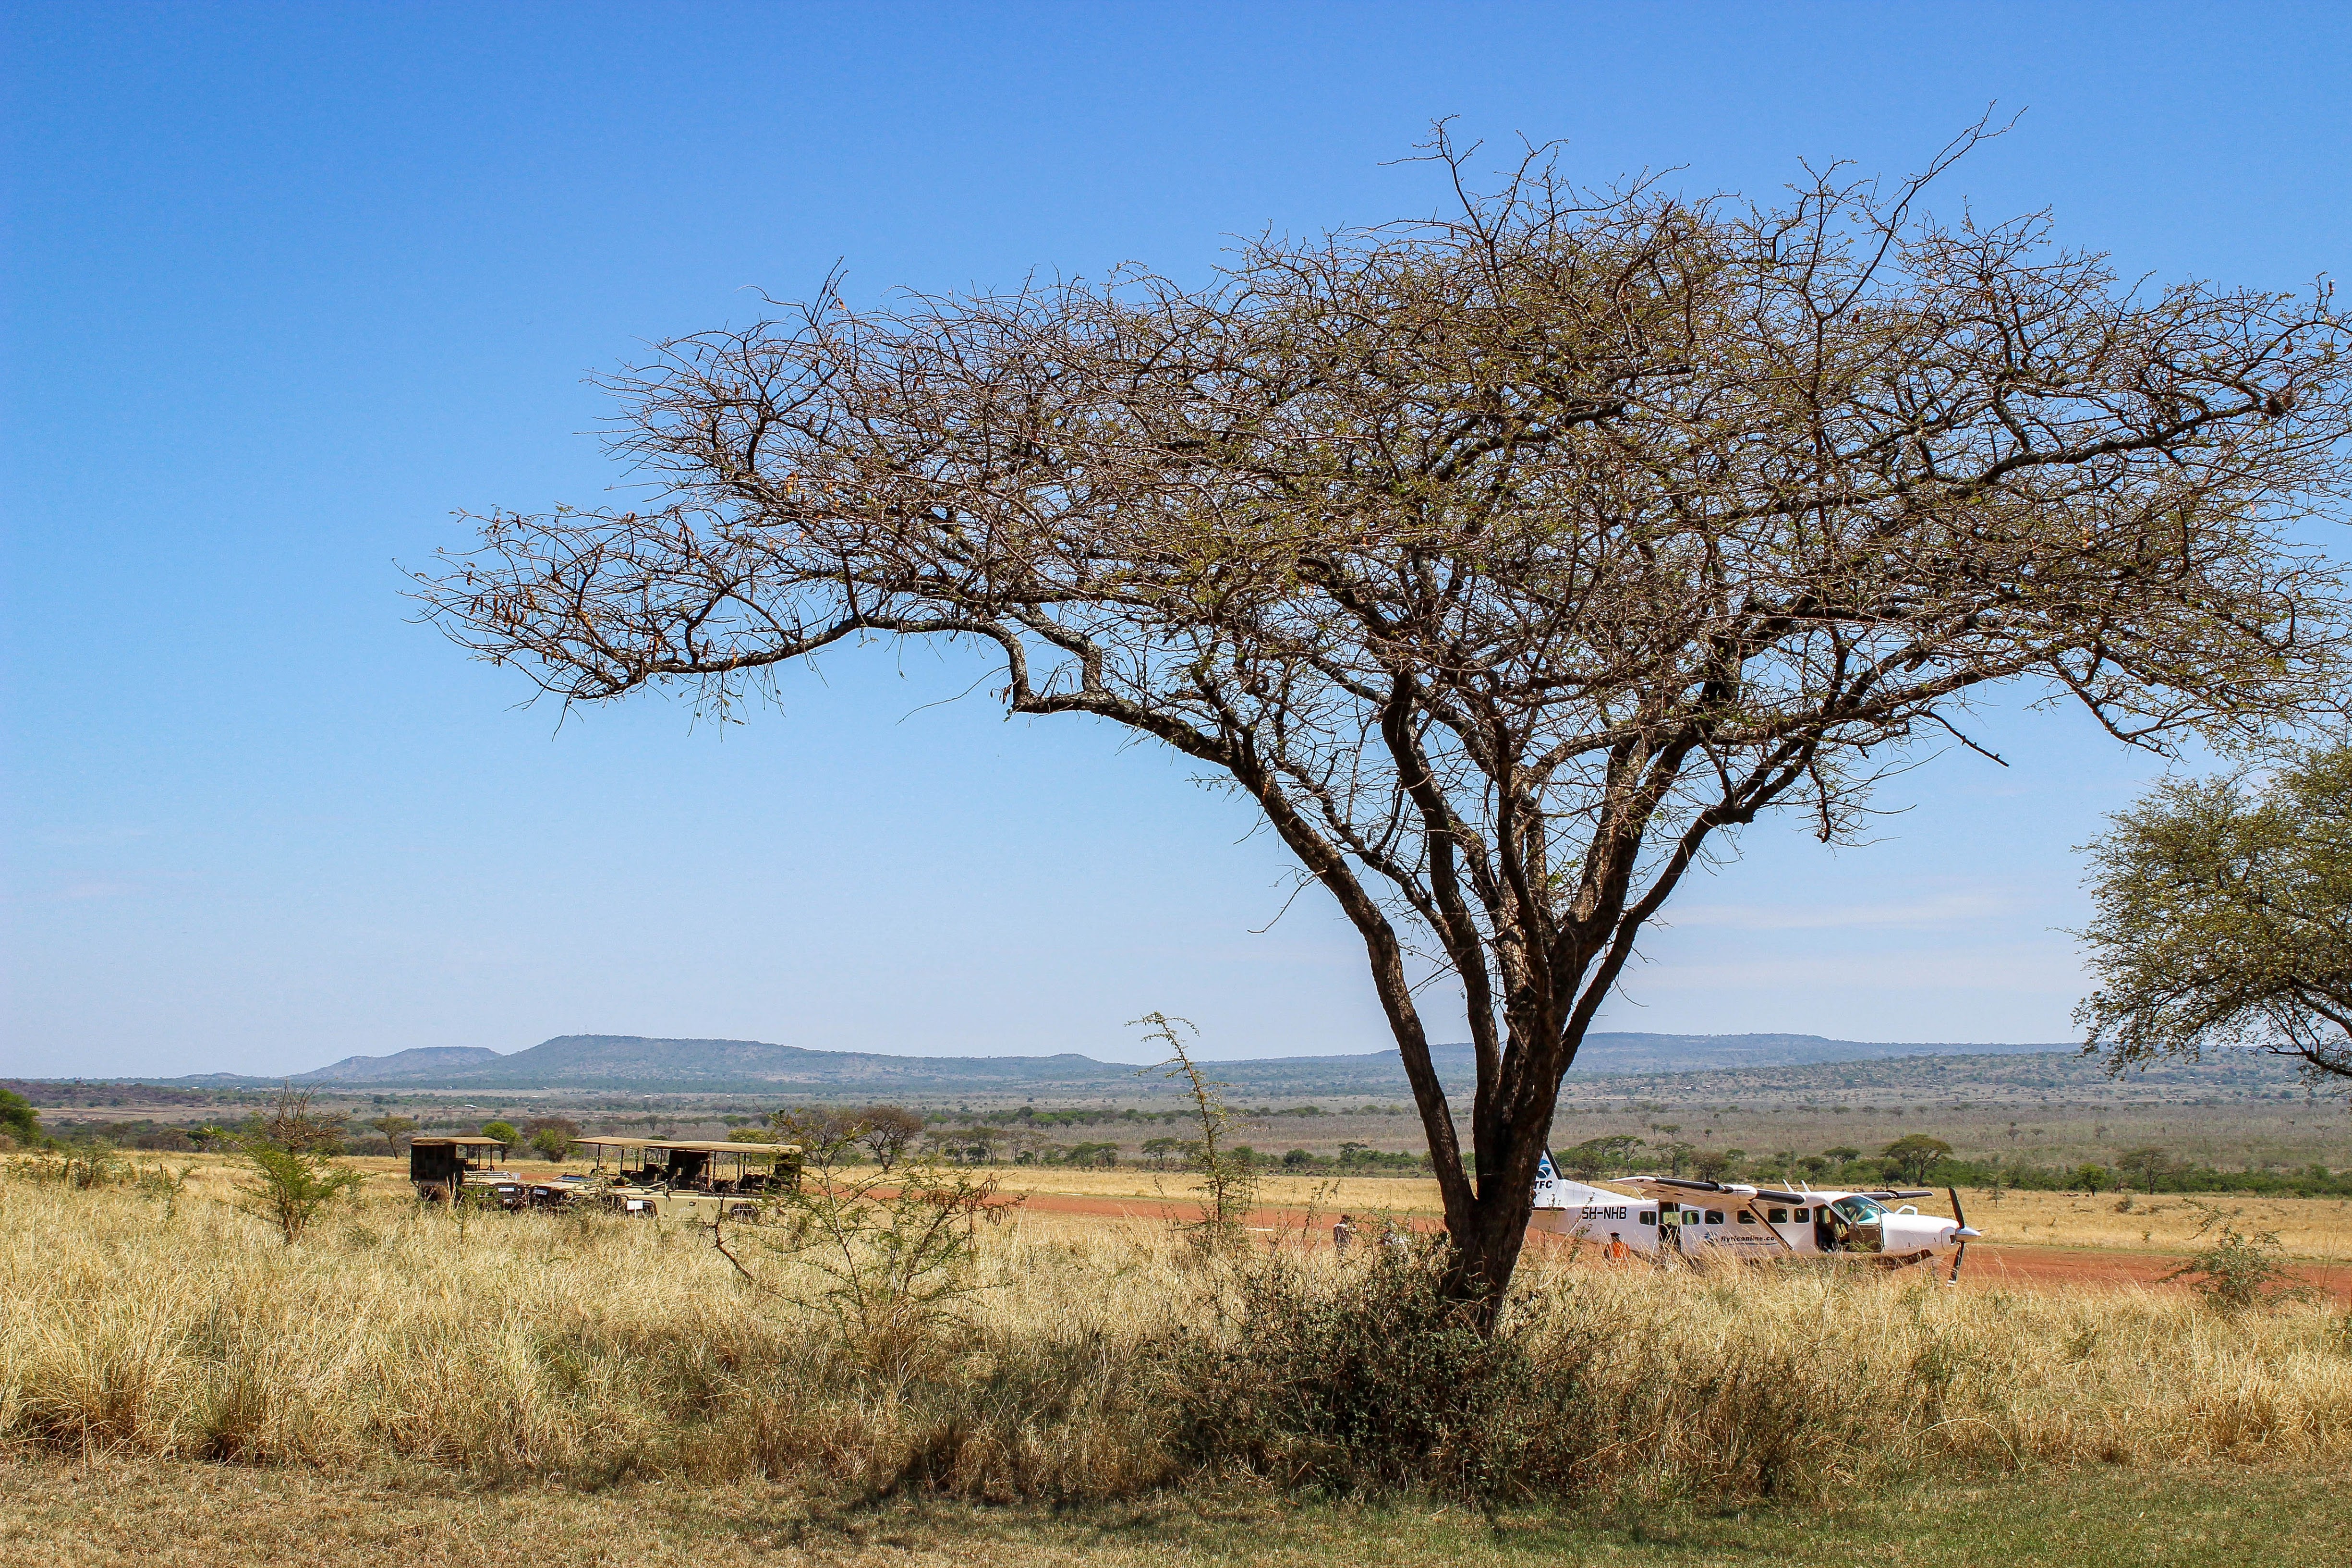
[999,1189,2352,1298]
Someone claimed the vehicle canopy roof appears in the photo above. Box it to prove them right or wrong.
[574,1135,803,1155]
[410,1136,509,1148]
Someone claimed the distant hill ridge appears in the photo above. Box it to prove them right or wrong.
[164,1030,2086,1094]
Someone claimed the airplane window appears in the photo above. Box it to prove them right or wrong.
[1737,1210,1756,1224]
[1767,1207,1790,1223]
[1793,1207,1808,1221]
[1704,1210,1725,1225]
[1639,1211,1657,1225]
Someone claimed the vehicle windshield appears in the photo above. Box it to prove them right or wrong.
[1831,1196,1887,1224]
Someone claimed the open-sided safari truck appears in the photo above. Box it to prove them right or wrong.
[574,1135,801,1221]
[408,1135,525,1207]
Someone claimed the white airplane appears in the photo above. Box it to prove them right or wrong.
[1527,1152,1982,1283]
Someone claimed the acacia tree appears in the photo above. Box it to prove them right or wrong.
[1881,1133,1955,1185]
[2078,746,2352,1083]
[420,131,2352,1312]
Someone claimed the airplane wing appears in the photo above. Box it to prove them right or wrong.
[1615,1176,1813,1205]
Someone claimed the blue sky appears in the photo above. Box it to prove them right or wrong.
[5,3,2349,1079]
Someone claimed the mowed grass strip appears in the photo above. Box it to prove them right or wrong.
[2,1457,2344,1568]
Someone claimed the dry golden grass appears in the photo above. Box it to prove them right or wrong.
[5,1155,2352,1504]
[1956,1187,2352,1260]
[972,1165,1448,1215]
[327,1156,2352,1259]
[970,1166,2352,1262]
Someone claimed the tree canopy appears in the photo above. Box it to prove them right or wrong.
[420,130,2352,1305]
[1881,1133,1955,1184]
[0,1089,40,1145]
[2078,746,2352,1083]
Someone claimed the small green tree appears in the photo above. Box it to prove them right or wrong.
[1882,1134,1955,1185]
[2074,1163,2112,1195]
[1139,1012,1258,1252]
[0,1089,41,1145]
[234,1139,366,1245]
[2079,748,2352,1084]
[719,1117,1017,1371]
[479,1119,521,1145]
[2162,1200,2319,1311]
[522,1115,582,1162]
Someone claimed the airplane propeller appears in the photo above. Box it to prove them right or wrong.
[1943,1185,1981,1287]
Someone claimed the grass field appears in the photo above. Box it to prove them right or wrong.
[316,1156,2352,1261]
[7,1152,2351,1564]
[1956,1187,2352,1261]
[5,1458,2348,1567]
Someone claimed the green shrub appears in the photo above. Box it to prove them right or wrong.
[0,1089,40,1144]
[2161,1200,2321,1311]
[233,1139,366,1245]
[1166,1244,1582,1498]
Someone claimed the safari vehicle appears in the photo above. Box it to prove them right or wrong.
[523,1172,602,1210]
[408,1135,525,1208]
[573,1135,802,1222]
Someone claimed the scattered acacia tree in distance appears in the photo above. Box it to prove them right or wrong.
[367,1113,418,1154]
[854,1106,925,1170]
[2117,1145,2176,1191]
[2078,747,2352,1085]
[1562,1133,1645,1178]
[1882,1133,1955,1185]
[420,124,2352,1315]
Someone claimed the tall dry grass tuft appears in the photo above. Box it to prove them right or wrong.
[4,1163,2349,1502]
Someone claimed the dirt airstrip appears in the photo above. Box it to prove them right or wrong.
[988,1187,2352,1299]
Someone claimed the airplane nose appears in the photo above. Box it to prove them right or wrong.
[1953,1227,1981,1240]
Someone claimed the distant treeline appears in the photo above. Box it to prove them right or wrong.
[933,1104,1416,1129]
[1554,1133,2352,1199]
[21,1106,2348,1199]
[1921,1155,2352,1200]
[1,1081,239,1108]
